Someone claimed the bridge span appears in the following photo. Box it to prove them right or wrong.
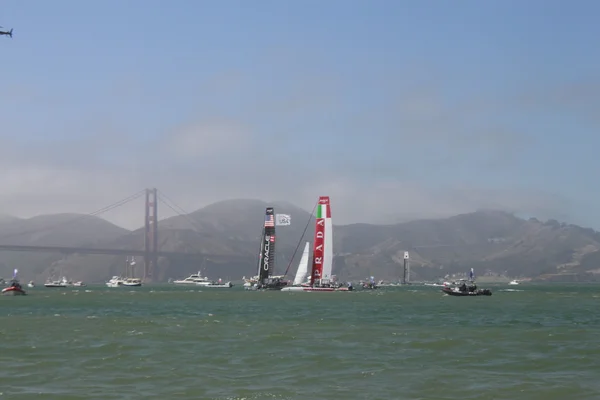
[0,188,251,280]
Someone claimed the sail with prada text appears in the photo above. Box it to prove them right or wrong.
[310,196,333,285]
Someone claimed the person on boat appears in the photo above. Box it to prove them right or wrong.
[459,282,467,292]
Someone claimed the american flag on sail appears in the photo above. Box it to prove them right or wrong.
[270,235,275,242]
[264,214,274,227]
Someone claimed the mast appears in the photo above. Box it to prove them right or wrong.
[256,226,265,277]
[310,196,333,286]
[258,207,276,284]
[402,251,409,284]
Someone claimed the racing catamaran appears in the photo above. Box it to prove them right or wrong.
[251,207,288,290]
[282,196,350,292]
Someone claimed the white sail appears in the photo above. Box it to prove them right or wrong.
[293,242,310,285]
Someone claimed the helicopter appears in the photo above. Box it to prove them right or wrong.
[0,26,13,38]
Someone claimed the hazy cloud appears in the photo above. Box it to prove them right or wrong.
[0,65,578,230]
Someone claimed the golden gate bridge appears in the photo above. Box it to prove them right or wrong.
[0,188,248,280]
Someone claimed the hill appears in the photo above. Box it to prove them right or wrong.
[1,202,600,283]
[0,214,130,282]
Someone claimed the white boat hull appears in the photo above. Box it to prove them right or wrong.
[122,282,142,287]
[280,286,350,292]
[199,282,233,288]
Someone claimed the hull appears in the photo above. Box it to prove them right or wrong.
[122,282,142,287]
[204,282,233,288]
[281,286,351,292]
[2,287,26,296]
[441,287,492,296]
[44,283,67,288]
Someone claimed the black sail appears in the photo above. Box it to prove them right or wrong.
[258,207,276,284]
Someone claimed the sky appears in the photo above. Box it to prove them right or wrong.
[1,0,599,230]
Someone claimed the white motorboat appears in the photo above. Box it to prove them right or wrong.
[45,277,70,288]
[203,280,233,288]
[122,278,142,287]
[106,276,124,287]
[173,272,213,285]
[509,280,520,285]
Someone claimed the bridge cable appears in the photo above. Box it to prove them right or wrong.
[157,191,204,233]
[155,193,216,263]
[0,189,146,242]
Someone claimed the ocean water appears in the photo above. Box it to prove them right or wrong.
[0,284,599,399]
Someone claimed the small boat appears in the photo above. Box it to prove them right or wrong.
[73,281,86,287]
[106,276,124,287]
[361,277,379,290]
[203,279,233,288]
[44,277,70,288]
[122,278,142,287]
[441,269,492,296]
[2,281,27,296]
[441,286,492,296]
[27,281,35,288]
[508,280,519,285]
[2,269,26,296]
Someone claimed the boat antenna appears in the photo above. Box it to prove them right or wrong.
[282,199,318,278]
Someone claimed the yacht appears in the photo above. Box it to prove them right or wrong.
[106,276,124,287]
[122,278,142,287]
[45,277,71,288]
[173,272,213,286]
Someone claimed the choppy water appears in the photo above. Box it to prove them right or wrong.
[1,284,599,399]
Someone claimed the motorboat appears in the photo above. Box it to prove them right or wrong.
[27,281,35,288]
[122,278,142,287]
[106,276,124,287]
[73,281,86,287]
[508,280,519,285]
[44,277,70,288]
[2,279,26,296]
[173,272,212,285]
[203,280,233,288]
[441,285,492,296]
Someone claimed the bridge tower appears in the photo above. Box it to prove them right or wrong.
[144,188,158,281]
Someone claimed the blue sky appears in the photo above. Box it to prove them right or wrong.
[0,0,599,229]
